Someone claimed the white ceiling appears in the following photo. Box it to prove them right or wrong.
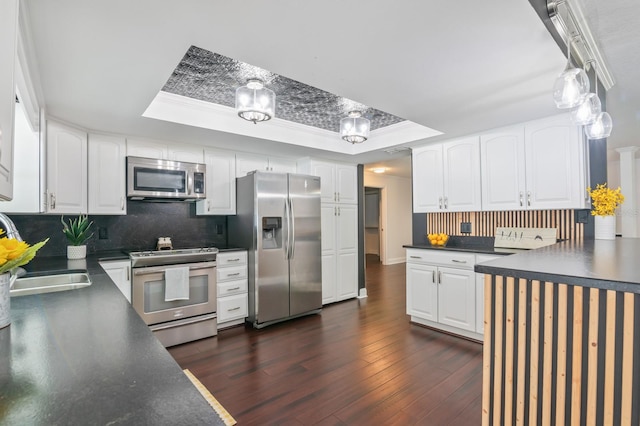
[20,0,637,171]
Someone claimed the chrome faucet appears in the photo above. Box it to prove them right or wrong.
[0,212,22,241]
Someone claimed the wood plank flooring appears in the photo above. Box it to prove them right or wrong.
[169,257,483,425]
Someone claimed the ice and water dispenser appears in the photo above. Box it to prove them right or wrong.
[262,217,282,249]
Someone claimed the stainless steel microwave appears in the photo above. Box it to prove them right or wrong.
[127,156,206,201]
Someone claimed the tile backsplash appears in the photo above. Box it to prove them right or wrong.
[5,201,228,257]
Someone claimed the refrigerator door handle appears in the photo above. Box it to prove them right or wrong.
[289,198,296,260]
[284,199,291,259]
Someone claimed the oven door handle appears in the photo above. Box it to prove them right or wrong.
[148,313,217,331]
[132,262,217,276]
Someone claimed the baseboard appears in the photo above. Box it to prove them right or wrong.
[357,288,368,299]
[384,257,406,265]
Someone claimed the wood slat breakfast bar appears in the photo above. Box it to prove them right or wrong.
[475,239,640,425]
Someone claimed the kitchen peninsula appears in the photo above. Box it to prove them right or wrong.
[476,238,640,425]
[0,254,225,425]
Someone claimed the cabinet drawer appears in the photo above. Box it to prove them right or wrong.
[218,279,247,297]
[406,249,475,270]
[218,293,248,323]
[217,251,247,267]
[216,265,247,282]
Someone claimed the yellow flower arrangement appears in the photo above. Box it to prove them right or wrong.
[588,183,625,216]
[0,230,48,275]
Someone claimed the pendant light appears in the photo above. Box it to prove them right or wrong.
[235,79,275,124]
[571,61,601,125]
[340,111,370,144]
[584,63,612,139]
[552,36,589,109]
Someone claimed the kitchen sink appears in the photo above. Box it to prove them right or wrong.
[10,273,92,297]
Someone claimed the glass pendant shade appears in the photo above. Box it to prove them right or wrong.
[340,111,370,144]
[235,79,275,123]
[571,92,601,125]
[584,111,613,139]
[552,67,590,109]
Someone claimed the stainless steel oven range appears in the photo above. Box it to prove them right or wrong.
[129,247,219,347]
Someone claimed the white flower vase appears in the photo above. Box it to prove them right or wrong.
[594,215,616,240]
[67,245,87,260]
[0,273,11,329]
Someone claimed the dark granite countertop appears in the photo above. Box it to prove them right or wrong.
[404,244,528,256]
[1,253,225,425]
[475,239,640,293]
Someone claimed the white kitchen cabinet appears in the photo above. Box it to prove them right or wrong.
[46,120,88,214]
[475,254,502,335]
[216,250,248,329]
[406,249,479,338]
[167,144,204,163]
[196,149,236,215]
[235,153,297,177]
[88,134,126,215]
[126,139,167,159]
[297,159,357,204]
[0,0,19,201]
[480,127,526,211]
[99,260,131,302]
[412,137,481,213]
[524,115,588,210]
[321,204,358,304]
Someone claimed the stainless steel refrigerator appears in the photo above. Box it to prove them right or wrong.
[229,171,322,328]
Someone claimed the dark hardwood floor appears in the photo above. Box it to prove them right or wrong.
[169,256,483,425]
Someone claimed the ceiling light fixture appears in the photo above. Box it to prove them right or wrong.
[235,79,275,124]
[584,63,612,139]
[571,60,601,125]
[552,35,589,109]
[340,111,370,144]
[372,167,386,174]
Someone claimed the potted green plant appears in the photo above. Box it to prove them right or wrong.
[61,215,94,259]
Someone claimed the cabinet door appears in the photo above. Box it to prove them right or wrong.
[525,115,586,210]
[268,156,297,174]
[88,134,126,215]
[321,253,337,304]
[336,205,358,252]
[126,139,167,159]
[100,261,131,302]
[406,263,438,321]
[321,205,336,254]
[438,267,476,331]
[480,128,526,211]
[412,145,443,212]
[46,121,88,213]
[336,251,358,301]
[442,136,482,212]
[196,149,236,215]
[336,165,357,204]
[0,0,18,201]
[236,154,267,177]
[218,293,248,323]
[167,145,204,163]
[311,161,336,203]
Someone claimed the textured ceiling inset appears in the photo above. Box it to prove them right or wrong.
[162,46,405,133]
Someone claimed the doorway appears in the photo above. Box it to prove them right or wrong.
[364,187,382,265]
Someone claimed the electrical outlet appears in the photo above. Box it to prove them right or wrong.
[216,224,223,235]
[98,227,108,239]
[460,222,472,234]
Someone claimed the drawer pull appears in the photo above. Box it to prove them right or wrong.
[226,272,241,277]
[227,307,241,312]
[226,258,241,262]
[409,256,421,259]
[226,287,241,292]
[451,259,467,264]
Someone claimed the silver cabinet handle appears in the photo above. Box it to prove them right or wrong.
[226,287,240,292]
[337,192,340,202]
[226,272,241,277]
[121,197,125,211]
[50,193,56,210]
[409,255,421,259]
[227,306,241,312]
[338,207,341,216]
[438,271,442,284]
[334,206,337,216]
[444,197,448,209]
[226,258,240,262]
[334,192,337,202]
[126,266,130,281]
[438,197,443,209]
[519,191,523,207]
[207,200,211,212]
[451,259,467,264]
[527,191,531,206]
[432,270,436,283]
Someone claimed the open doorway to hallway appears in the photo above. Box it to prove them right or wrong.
[365,187,382,265]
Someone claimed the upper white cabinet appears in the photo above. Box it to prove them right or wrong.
[412,136,482,213]
[480,127,526,211]
[235,153,297,177]
[0,0,18,201]
[46,120,87,214]
[88,134,126,215]
[196,149,236,216]
[480,115,588,211]
[126,139,167,159]
[297,159,357,204]
[167,144,204,163]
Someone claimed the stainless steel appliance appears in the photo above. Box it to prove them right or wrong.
[130,247,219,347]
[127,156,206,201]
[229,172,322,328]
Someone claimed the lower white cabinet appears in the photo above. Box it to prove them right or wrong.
[99,260,131,302]
[474,254,502,335]
[216,250,248,329]
[406,249,479,339]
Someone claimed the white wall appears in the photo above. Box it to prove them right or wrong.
[364,172,412,265]
[608,157,640,236]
